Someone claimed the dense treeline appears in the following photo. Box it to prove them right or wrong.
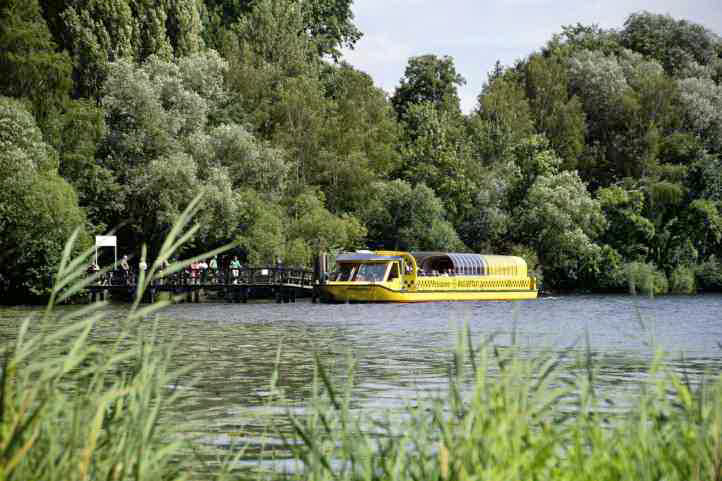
[0,0,721,300]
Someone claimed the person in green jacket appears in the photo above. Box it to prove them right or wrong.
[230,256,241,285]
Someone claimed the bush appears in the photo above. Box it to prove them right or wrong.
[625,261,668,295]
[696,255,722,290]
[669,265,696,293]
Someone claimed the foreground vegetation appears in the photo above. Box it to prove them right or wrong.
[2,213,721,480]
[1,0,722,300]
[288,333,722,481]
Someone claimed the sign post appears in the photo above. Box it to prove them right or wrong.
[95,235,117,266]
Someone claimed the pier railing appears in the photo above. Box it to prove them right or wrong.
[89,266,315,289]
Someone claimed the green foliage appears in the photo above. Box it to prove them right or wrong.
[625,261,668,295]
[201,123,288,195]
[99,52,260,255]
[0,198,238,480]
[471,70,534,162]
[203,0,360,59]
[392,54,465,120]
[317,63,402,212]
[361,180,465,252]
[597,186,655,260]
[44,0,204,99]
[4,2,722,294]
[236,189,286,265]
[286,189,365,255]
[668,265,696,293]
[695,255,722,290]
[677,77,722,153]
[523,53,587,169]
[621,12,721,77]
[397,102,476,224]
[517,169,606,287]
[683,199,722,259]
[0,0,72,124]
[0,97,88,300]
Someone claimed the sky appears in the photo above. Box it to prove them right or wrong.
[340,0,722,113]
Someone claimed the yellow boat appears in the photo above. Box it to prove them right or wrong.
[318,251,538,302]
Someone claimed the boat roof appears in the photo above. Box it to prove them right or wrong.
[336,252,404,263]
[335,251,528,276]
[412,252,527,276]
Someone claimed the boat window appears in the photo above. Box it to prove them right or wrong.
[354,263,388,282]
[332,263,356,281]
[387,262,399,281]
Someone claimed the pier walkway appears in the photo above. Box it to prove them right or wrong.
[86,267,316,303]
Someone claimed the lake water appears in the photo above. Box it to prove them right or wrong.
[2,294,721,458]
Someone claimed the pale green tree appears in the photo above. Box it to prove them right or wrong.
[361,180,465,252]
[516,170,606,287]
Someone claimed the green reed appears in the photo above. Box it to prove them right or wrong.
[0,195,238,481]
[283,326,722,481]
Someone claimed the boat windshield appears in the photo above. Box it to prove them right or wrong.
[331,264,355,281]
[353,263,388,282]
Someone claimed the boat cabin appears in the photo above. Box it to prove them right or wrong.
[328,251,528,283]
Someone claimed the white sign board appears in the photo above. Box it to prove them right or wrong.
[95,235,117,247]
[94,235,118,265]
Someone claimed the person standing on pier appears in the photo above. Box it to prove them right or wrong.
[209,256,218,283]
[138,259,147,284]
[199,258,208,283]
[120,255,130,285]
[230,256,241,285]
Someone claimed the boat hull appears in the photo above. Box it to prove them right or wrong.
[319,283,537,303]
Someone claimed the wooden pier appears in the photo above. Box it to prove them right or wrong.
[86,267,317,303]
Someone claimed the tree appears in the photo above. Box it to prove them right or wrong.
[523,53,586,170]
[597,185,655,260]
[201,123,288,196]
[677,77,722,153]
[0,0,72,125]
[397,102,476,225]
[202,0,361,58]
[317,63,401,212]
[361,180,465,251]
[621,12,720,77]
[516,170,606,288]
[470,69,534,163]
[41,0,204,99]
[391,55,465,121]
[0,97,87,300]
[285,189,365,264]
[99,52,270,255]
